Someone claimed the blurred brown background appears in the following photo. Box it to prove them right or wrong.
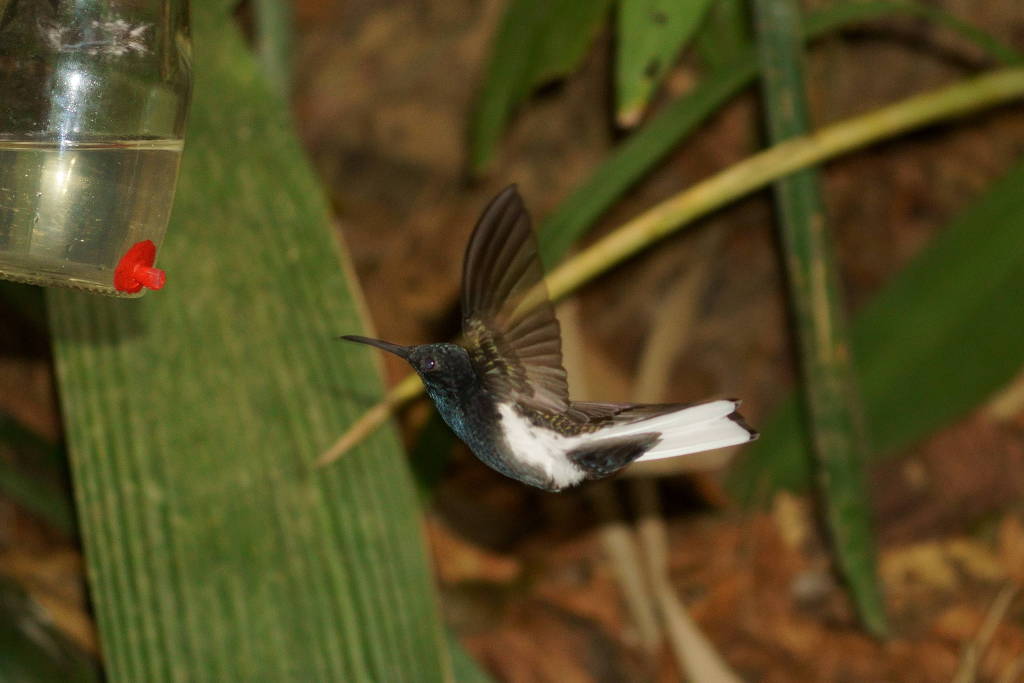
[286,1,1024,679]
[4,0,1024,680]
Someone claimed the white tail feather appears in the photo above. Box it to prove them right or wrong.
[598,400,755,462]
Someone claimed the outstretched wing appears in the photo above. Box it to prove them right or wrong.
[461,186,569,414]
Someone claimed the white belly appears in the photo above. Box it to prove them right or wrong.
[495,403,588,489]
[494,399,753,489]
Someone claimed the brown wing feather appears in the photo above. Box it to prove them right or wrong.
[461,186,569,413]
[568,401,694,426]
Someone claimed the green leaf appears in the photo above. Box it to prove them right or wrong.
[537,0,1021,267]
[469,0,613,173]
[813,0,1022,66]
[728,155,1024,503]
[46,4,453,681]
[615,0,717,126]
[538,58,747,267]
[695,0,750,71]
[253,0,294,98]
[751,0,886,636]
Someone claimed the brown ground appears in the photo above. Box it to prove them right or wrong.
[3,0,1024,680]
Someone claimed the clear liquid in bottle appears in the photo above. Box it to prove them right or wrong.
[0,138,183,295]
[0,0,191,296]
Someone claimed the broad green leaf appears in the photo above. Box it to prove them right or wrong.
[751,0,886,636]
[46,4,454,681]
[615,0,716,126]
[728,155,1024,502]
[469,0,613,173]
[538,0,1020,267]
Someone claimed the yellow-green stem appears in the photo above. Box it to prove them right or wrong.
[317,67,1024,467]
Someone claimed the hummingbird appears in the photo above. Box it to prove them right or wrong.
[343,186,757,492]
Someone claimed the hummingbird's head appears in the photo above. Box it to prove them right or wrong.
[341,336,478,406]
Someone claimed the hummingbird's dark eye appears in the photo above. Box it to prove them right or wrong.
[422,357,437,371]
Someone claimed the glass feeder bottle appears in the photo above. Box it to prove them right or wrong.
[0,0,192,296]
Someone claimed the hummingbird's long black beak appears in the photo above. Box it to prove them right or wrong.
[340,334,411,359]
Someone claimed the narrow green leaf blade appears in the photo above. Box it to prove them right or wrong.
[253,0,295,98]
[729,156,1024,500]
[812,0,1022,65]
[469,0,612,173]
[695,0,750,71]
[538,0,1020,267]
[615,0,716,126]
[469,0,543,174]
[529,0,614,85]
[751,0,887,637]
[538,59,749,267]
[46,5,451,681]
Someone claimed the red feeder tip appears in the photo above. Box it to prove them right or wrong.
[114,240,166,293]
[133,264,166,290]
